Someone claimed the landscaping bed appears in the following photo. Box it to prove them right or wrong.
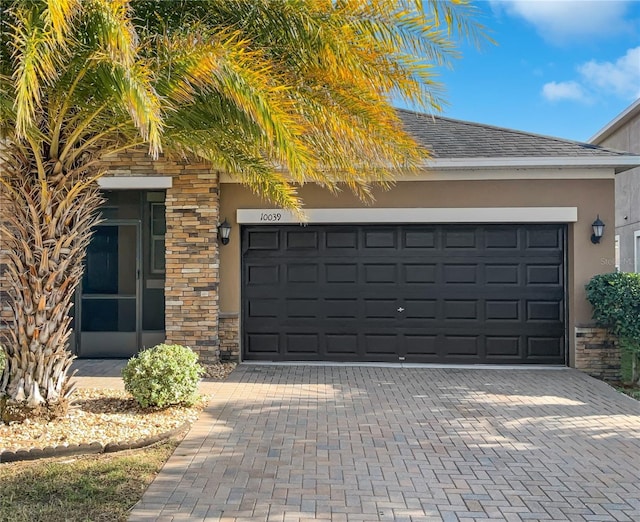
[1,362,236,461]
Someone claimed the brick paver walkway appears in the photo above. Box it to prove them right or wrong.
[129,365,640,521]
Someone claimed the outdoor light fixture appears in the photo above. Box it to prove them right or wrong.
[591,215,605,244]
[218,219,232,245]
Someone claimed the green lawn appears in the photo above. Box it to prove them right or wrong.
[0,440,178,522]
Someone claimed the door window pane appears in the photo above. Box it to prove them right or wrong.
[83,225,137,294]
[150,203,166,273]
[81,298,136,332]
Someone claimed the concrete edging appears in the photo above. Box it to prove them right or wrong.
[0,422,190,464]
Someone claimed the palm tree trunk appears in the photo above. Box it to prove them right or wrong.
[0,144,103,420]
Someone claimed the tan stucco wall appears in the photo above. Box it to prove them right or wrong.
[219,176,615,367]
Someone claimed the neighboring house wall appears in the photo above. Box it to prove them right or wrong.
[591,105,640,273]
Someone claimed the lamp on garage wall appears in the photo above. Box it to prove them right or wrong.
[591,216,605,244]
[218,219,232,245]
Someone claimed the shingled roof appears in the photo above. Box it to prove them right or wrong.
[398,108,635,161]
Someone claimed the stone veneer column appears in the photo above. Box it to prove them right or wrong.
[218,314,240,361]
[164,167,221,363]
[574,326,621,381]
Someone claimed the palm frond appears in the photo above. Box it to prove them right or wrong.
[9,4,60,138]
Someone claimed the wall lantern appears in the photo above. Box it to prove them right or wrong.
[218,219,232,245]
[591,215,605,244]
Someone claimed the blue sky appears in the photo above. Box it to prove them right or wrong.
[410,0,640,143]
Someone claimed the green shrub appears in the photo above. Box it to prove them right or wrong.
[122,344,204,408]
[586,272,640,383]
[0,348,5,373]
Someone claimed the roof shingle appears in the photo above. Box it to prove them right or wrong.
[398,109,633,159]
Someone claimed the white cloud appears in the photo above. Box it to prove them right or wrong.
[542,81,589,102]
[541,46,640,103]
[578,47,640,99]
[490,0,633,44]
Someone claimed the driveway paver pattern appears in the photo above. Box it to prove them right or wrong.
[129,365,640,521]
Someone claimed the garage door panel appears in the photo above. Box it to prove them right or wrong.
[486,336,521,357]
[485,228,520,249]
[404,335,438,356]
[325,230,358,249]
[444,300,478,320]
[286,264,319,283]
[246,264,280,285]
[485,300,520,321]
[285,334,319,354]
[286,230,319,249]
[248,299,279,318]
[443,264,478,283]
[485,264,520,284]
[526,227,563,249]
[364,334,397,356]
[326,334,358,355]
[285,298,317,318]
[364,229,396,248]
[403,264,437,283]
[527,300,563,321]
[325,264,358,283]
[403,299,437,319]
[325,298,358,318]
[403,229,436,248]
[527,337,564,358]
[364,264,397,283]
[246,229,280,250]
[526,265,562,285]
[444,228,477,249]
[242,224,566,364]
[364,299,397,319]
[245,333,280,355]
[444,335,480,356]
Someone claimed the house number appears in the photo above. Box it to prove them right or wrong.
[259,212,282,222]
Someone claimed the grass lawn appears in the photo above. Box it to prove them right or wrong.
[0,439,179,522]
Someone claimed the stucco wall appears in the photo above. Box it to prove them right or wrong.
[219,176,615,367]
[594,114,640,272]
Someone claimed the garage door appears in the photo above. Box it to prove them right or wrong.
[241,224,566,364]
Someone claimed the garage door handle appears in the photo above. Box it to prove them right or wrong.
[397,307,405,313]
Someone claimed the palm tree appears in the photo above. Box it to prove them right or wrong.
[0,0,481,418]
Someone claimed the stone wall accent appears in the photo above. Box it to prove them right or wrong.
[574,326,621,381]
[164,166,220,364]
[219,314,240,362]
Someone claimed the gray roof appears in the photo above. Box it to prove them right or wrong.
[398,108,634,160]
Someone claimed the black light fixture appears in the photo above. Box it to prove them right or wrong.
[218,218,232,245]
[591,215,605,244]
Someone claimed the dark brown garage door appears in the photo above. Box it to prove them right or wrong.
[241,224,566,364]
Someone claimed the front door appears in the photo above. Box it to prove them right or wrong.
[77,220,141,357]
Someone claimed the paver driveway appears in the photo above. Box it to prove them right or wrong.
[129,365,640,521]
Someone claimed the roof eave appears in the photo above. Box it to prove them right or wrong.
[589,99,640,144]
[425,156,640,173]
